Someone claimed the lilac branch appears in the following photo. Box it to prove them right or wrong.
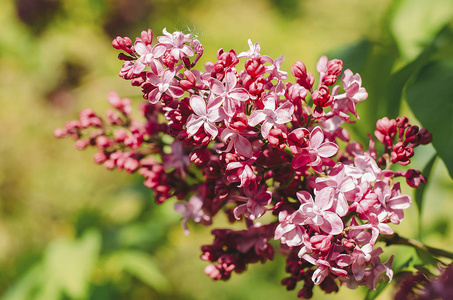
[380,233,453,260]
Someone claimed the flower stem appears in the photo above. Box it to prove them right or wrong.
[380,233,453,260]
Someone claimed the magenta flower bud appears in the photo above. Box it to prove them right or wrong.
[418,128,433,145]
[405,168,426,188]
[161,51,177,68]
[245,59,265,77]
[405,125,419,139]
[327,59,343,76]
[375,117,397,146]
[124,157,139,173]
[248,76,266,97]
[291,61,307,78]
[287,128,310,154]
[140,29,153,45]
[180,70,196,90]
[112,36,133,54]
[391,142,414,165]
[217,49,239,69]
[54,128,66,138]
[312,85,331,107]
[343,239,356,250]
[376,117,397,137]
[287,83,308,102]
[93,152,107,164]
[229,112,249,131]
[96,135,111,150]
[104,159,115,170]
[268,128,288,150]
[65,120,81,132]
[322,74,338,86]
[114,129,128,142]
[204,264,222,280]
[117,53,135,61]
[75,139,89,150]
[189,148,210,165]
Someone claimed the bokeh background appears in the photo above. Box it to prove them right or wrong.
[1,0,453,299]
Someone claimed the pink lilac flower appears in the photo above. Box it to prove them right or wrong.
[302,255,348,285]
[146,69,184,104]
[233,186,272,220]
[248,94,294,139]
[220,127,254,157]
[209,70,250,117]
[297,189,344,235]
[238,39,265,60]
[274,209,307,247]
[292,126,339,173]
[133,40,166,75]
[185,95,225,139]
[174,194,211,235]
[266,54,288,81]
[374,181,411,224]
[332,69,368,119]
[225,156,257,188]
[157,28,194,60]
[313,163,357,217]
[343,154,382,183]
[163,140,190,175]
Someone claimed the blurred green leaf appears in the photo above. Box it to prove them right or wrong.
[326,39,372,73]
[1,265,43,300]
[364,280,388,300]
[406,60,453,179]
[390,0,453,61]
[385,26,453,119]
[414,247,440,267]
[415,154,437,238]
[112,250,170,293]
[43,230,101,299]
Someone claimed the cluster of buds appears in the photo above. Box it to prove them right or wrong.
[55,28,432,298]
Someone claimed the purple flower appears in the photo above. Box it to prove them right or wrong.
[174,194,211,235]
[233,186,272,220]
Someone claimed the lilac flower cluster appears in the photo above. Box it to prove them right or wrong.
[55,28,432,298]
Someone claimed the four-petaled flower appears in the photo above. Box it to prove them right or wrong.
[186,95,225,139]
[248,94,294,138]
[147,69,184,104]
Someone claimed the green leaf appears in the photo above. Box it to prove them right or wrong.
[384,44,435,118]
[415,154,437,238]
[414,247,440,267]
[390,0,453,61]
[364,280,388,300]
[113,250,170,293]
[325,39,372,73]
[406,59,453,179]
[43,230,101,299]
[384,26,452,119]
[1,264,44,300]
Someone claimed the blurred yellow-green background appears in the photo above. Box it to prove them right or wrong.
[1,0,453,299]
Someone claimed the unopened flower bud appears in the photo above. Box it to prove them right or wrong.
[93,152,108,164]
[405,168,426,188]
[75,139,89,150]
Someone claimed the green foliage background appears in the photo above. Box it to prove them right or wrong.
[0,0,452,299]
